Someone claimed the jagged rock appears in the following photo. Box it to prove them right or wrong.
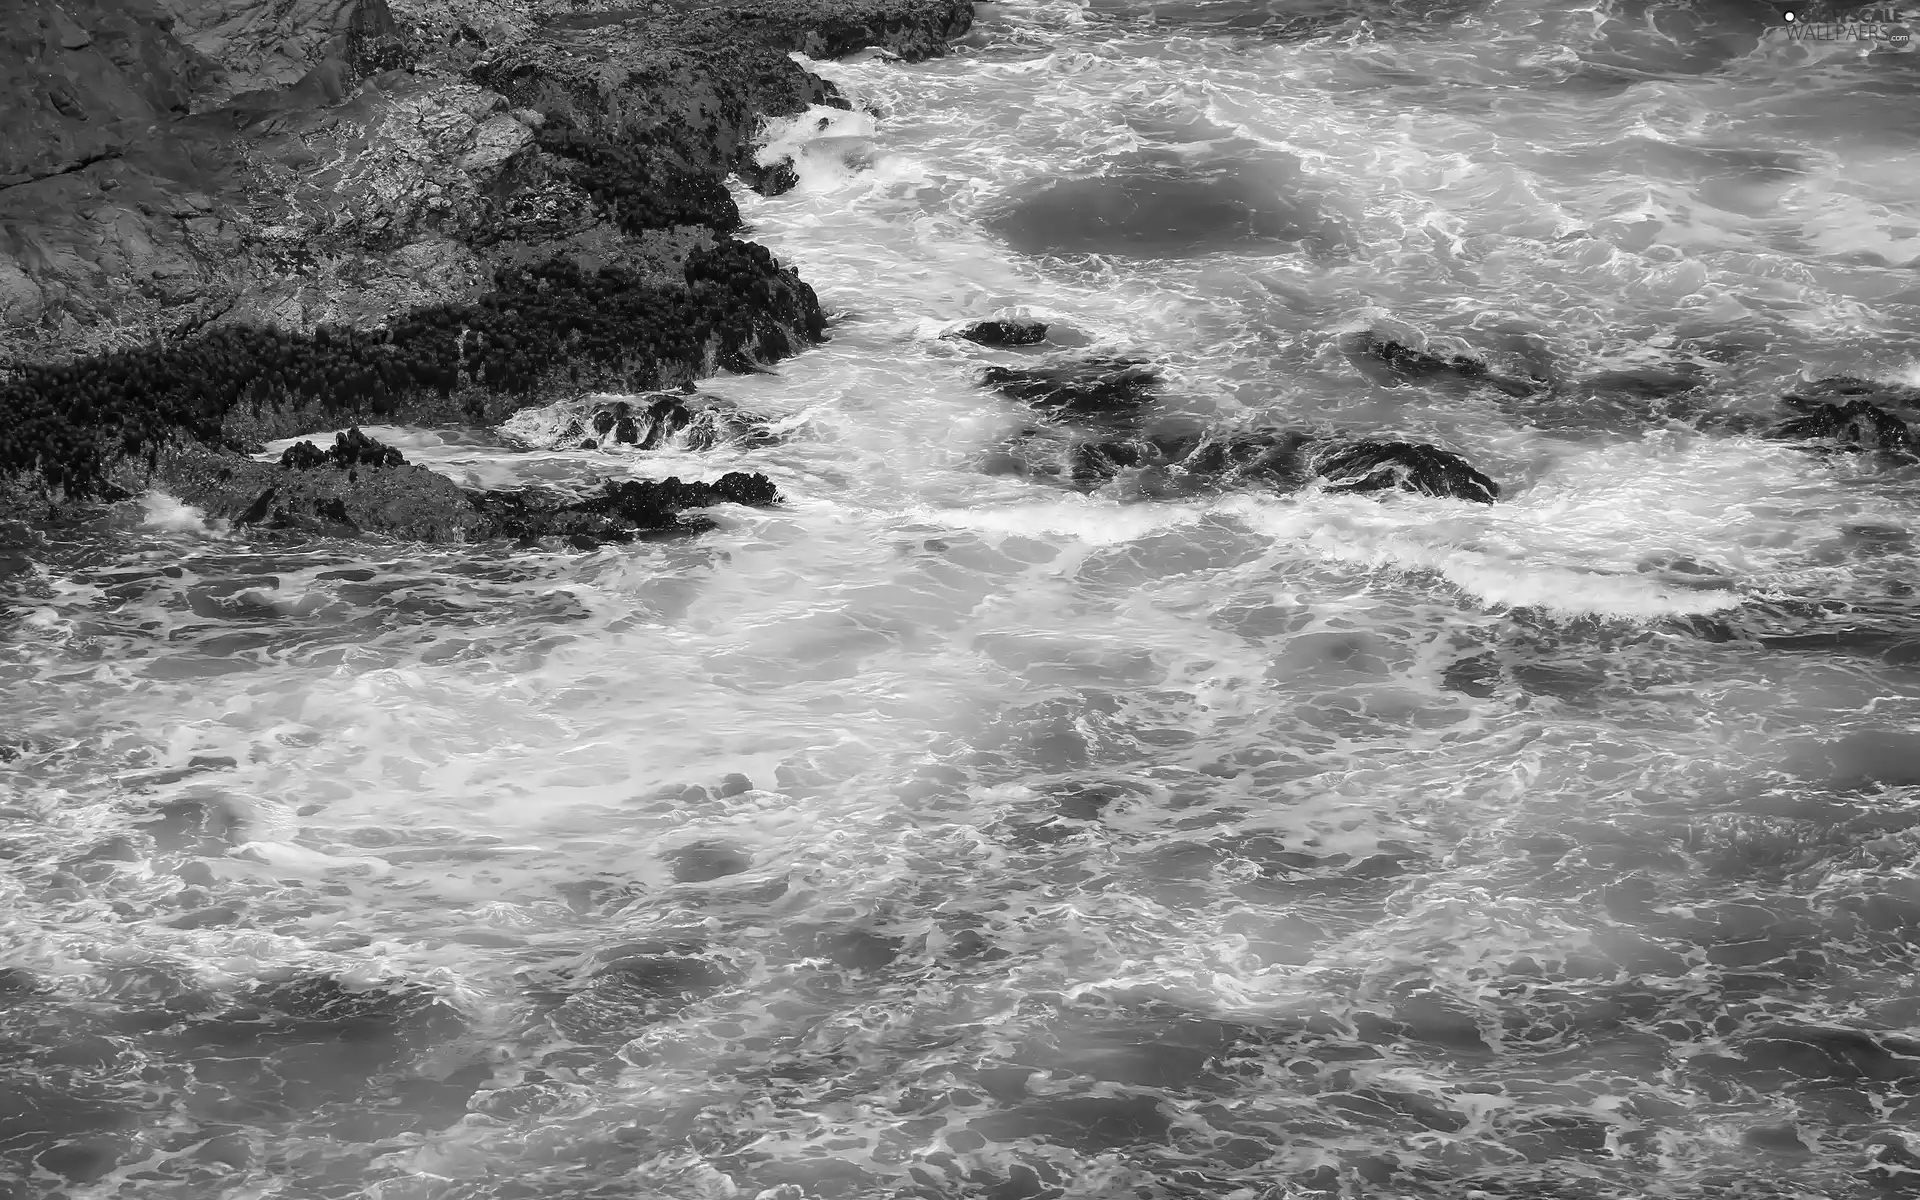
[470,471,782,543]
[978,353,1500,503]
[949,317,1049,347]
[741,156,801,196]
[500,388,779,453]
[1770,395,1916,456]
[280,427,407,469]
[1782,375,1920,412]
[160,433,782,543]
[234,485,279,525]
[981,357,1159,423]
[279,441,331,470]
[985,424,1303,495]
[986,422,1500,504]
[1308,439,1501,504]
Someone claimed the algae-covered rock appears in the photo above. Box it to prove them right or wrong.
[0,0,973,521]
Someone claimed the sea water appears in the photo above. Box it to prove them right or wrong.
[5,1,1920,1196]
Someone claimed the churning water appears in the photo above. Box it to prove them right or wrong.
[7,1,1920,1196]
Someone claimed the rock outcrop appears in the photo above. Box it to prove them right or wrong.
[0,0,974,524]
[987,422,1501,503]
[981,357,1161,423]
[979,355,1503,504]
[158,426,783,542]
[500,389,780,452]
[948,316,1050,347]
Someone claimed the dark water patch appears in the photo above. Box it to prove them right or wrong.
[973,632,1162,688]
[666,841,755,882]
[1081,0,1482,39]
[1691,1024,1920,1091]
[139,794,247,857]
[1567,0,1774,80]
[789,924,905,972]
[0,1074,144,1182]
[161,974,464,1082]
[1539,140,1809,217]
[970,1092,1172,1153]
[1711,593,1920,668]
[537,941,739,1046]
[1780,729,1920,790]
[1442,652,1501,697]
[982,777,1152,851]
[0,968,483,1191]
[989,160,1349,259]
[591,942,736,997]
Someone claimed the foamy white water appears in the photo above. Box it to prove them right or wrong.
[7,2,1920,1197]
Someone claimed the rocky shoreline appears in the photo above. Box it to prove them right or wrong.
[0,0,972,534]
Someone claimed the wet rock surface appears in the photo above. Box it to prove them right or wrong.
[1770,395,1916,458]
[0,0,973,528]
[159,425,782,543]
[982,357,1162,423]
[949,316,1051,347]
[280,426,409,470]
[1309,438,1501,504]
[981,355,1503,503]
[1342,330,1546,398]
[505,389,781,452]
[471,471,783,545]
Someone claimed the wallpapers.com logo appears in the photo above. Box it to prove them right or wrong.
[1771,3,1915,45]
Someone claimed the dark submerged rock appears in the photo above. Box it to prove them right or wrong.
[990,161,1349,258]
[540,940,740,1045]
[591,942,737,1000]
[668,842,755,883]
[1345,330,1488,381]
[1342,330,1543,398]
